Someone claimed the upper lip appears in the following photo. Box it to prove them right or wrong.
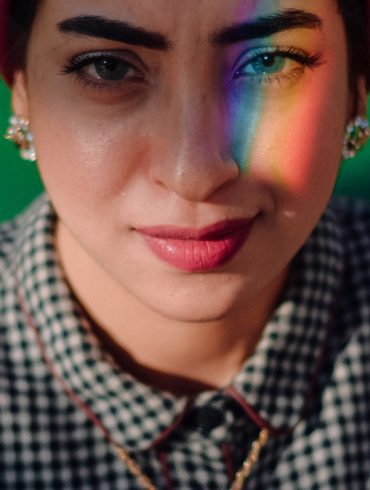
[136,218,256,240]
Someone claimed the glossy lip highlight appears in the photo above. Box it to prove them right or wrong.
[136,218,257,272]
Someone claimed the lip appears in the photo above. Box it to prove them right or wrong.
[136,218,256,272]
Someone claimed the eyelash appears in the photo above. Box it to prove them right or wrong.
[61,51,146,91]
[61,46,323,93]
[233,46,323,86]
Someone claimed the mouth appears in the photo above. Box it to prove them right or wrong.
[136,218,257,272]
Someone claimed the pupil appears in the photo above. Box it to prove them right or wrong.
[261,54,276,67]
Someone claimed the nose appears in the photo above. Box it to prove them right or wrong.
[149,94,240,202]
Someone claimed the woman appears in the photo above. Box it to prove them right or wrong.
[0,0,369,488]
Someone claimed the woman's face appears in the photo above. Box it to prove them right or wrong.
[13,0,354,321]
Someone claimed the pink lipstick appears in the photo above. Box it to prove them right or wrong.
[137,219,255,272]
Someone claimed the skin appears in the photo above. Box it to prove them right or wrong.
[12,0,367,394]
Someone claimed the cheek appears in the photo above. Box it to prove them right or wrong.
[228,66,348,196]
[31,108,153,209]
[257,94,345,195]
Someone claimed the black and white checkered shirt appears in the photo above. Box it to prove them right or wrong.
[0,194,370,489]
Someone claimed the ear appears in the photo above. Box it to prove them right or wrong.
[348,76,368,120]
[356,77,368,115]
[11,70,30,119]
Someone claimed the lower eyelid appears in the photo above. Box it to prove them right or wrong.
[234,66,305,88]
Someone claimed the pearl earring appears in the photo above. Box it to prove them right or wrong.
[342,116,369,160]
[4,115,37,162]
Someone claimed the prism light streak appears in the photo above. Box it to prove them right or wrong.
[226,0,327,194]
[227,0,278,175]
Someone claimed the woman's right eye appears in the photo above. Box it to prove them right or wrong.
[84,57,136,81]
[62,51,146,88]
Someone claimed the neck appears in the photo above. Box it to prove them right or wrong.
[56,223,286,395]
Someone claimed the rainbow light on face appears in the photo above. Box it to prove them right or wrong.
[227,0,268,175]
[223,0,346,195]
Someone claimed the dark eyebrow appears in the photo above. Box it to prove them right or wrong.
[212,9,322,45]
[57,15,170,51]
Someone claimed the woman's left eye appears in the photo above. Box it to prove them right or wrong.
[234,48,321,84]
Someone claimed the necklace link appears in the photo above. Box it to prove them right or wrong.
[231,428,270,490]
[114,444,157,490]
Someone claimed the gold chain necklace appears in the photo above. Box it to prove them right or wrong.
[114,428,270,490]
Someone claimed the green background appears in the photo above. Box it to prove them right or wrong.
[0,80,369,222]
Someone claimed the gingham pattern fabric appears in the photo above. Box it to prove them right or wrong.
[0,194,370,489]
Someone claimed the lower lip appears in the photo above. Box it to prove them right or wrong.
[140,226,253,272]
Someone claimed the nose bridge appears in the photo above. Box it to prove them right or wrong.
[150,86,239,202]
[177,89,218,160]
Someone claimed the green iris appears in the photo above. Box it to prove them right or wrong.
[250,53,286,75]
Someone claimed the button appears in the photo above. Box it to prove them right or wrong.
[184,407,225,436]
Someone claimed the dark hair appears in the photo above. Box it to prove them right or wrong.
[337,0,370,94]
[4,0,370,92]
[5,0,40,80]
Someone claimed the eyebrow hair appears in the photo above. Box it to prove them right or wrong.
[57,15,170,51]
[57,9,322,52]
[212,9,323,45]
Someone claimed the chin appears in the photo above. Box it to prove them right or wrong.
[155,307,234,324]
[154,302,234,323]
[134,273,249,323]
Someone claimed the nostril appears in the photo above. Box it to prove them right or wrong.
[148,125,240,201]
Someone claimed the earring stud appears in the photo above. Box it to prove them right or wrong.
[342,116,369,160]
[4,115,37,162]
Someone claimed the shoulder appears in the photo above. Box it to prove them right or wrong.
[0,193,52,280]
[0,193,55,361]
[329,194,370,219]
[326,196,370,340]
[328,196,370,284]
[320,198,370,401]
[328,195,370,251]
[0,213,20,263]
